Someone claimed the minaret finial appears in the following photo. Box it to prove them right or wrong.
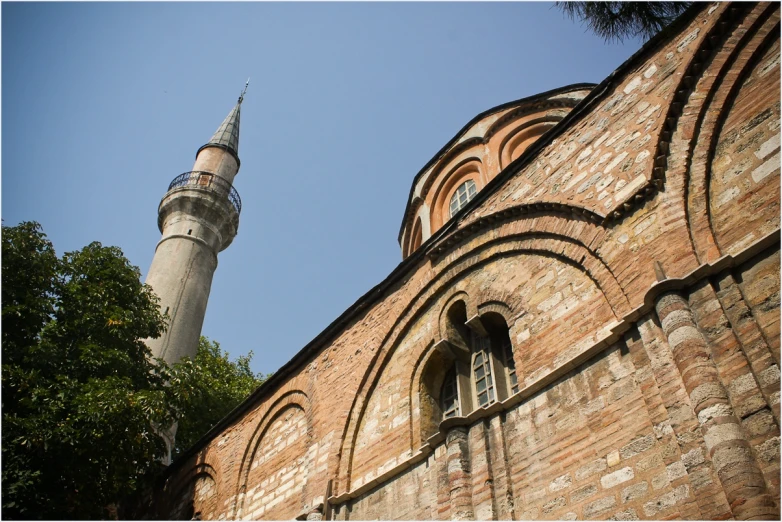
[238,78,250,104]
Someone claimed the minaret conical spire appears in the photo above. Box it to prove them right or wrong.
[197,79,249,165]
[208,104,241,156]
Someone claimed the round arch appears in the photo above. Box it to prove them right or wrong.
[428,158,485,232]
[499,118,562,170]
[233,390,311,519]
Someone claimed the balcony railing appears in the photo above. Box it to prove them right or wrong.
[165,171,241,215]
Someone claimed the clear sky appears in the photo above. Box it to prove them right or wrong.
[2,2,644,377]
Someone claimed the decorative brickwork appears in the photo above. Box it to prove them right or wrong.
[151,3,780,520]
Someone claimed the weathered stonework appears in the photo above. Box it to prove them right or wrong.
[150,3,780,520]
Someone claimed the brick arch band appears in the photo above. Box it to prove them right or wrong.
[483,98,582,142]
[476,299,515,323]
[681,5,780,263]
[162,463,221,520]
[232,390,311,519]
[436,290,476,341]
[603,3,761,228]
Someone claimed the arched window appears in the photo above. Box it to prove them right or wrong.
[502,338,519,394]
[449,180,477,217]
[424,304,518,429]
[471,333,496,407]
[441,367,460,418]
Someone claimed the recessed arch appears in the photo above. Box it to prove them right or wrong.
[686,9,781,262]
[428,158,485,232]
[402,198,434,259]
[437,290,477,341]
[476,300,516,325]
[408,216,423,255]
[484,99,581,141]
[233,390,311,519]
[409,340,455,448]
[164,463,220,520]
[499,116,563,170]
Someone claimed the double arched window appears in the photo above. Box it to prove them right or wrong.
[436,305,518,421]
[449,180,477,218]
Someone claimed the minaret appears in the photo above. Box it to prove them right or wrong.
[145,84,247,367]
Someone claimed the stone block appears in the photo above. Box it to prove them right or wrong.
[607,450,621,467]
[542,496,567,514]
[601,467,635,489]
[550,474,573,492]
[621,482,648,504]
[651,471,670,491]
[620,434,655,460]
[576,458,608,481]
[635,453,663,472]
[584,495,617,518]
[609,508,640,521]
[666,461,687,482]
[755,436,781,464]
[571,484,598,504]
[680,448,705,470]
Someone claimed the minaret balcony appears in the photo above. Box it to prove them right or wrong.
[163,171,242,215]
[157,171,242,251]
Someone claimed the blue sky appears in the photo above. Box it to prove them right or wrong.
[2,2,644,376]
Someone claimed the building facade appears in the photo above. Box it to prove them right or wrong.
[152,3,781,520]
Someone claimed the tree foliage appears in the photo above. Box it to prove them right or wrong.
[2,222,173,519]
[2,222,269,518]
[170,336,268,458]
[556,2,691,42]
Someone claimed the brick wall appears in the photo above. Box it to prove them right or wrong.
[153,3,780,520]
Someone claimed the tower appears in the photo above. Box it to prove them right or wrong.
[145,85,246,367]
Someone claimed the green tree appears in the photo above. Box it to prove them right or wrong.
[557,2,691,42]
[2,222,174,519]
[170,336,267,458]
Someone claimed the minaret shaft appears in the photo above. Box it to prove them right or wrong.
[145,221,218,363]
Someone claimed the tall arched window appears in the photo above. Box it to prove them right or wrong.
[449,180,477,217]
[471,333,496,407]
[441,367,460,418]
[502,338,519,394]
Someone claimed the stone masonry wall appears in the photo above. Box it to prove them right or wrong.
[154,3,780,520]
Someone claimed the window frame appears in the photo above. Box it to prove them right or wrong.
[449,179,478,218]
[471,333,497,408]
[441,366,461,419]
[502,338,519,395]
